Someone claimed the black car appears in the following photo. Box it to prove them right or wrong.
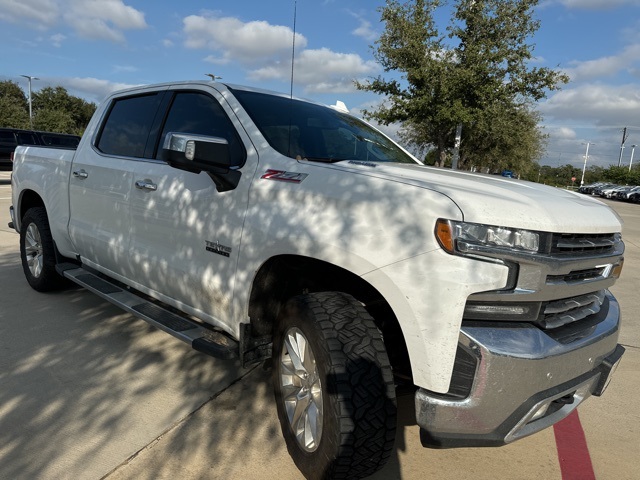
[0,127,80,170]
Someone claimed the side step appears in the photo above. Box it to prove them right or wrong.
[56,263,238,360]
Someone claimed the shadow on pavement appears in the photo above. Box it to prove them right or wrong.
[0,250,250,478]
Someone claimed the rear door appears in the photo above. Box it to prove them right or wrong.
[68,90,168,276]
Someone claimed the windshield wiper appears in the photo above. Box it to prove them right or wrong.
[299,156,346,163]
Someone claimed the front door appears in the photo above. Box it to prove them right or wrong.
[126,88,256,330]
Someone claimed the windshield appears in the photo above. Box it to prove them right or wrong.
[230,88,418,164]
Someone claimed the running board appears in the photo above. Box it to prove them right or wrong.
[56,263,238,360]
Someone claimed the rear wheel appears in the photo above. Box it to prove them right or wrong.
[272,292,396,480]
[19,207,63,291]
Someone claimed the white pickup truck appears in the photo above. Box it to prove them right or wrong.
[10,81,625,479]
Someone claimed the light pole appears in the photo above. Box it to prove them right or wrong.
[630,145,637,172]
[20,75,39,129]
[580,142,594,187]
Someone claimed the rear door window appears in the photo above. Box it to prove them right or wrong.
[97,93,163,158]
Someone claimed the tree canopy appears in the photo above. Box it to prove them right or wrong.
[357,0,569,172]
[0,81,96,135]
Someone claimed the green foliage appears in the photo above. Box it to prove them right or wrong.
[534,164,640,187]
[357,0,568,172]
[32,86,96,135]
[601,166,640,186]
[0,81,30,128]
[0,80,96,135]
[33,109,76,133]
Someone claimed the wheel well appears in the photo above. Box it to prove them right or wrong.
[248,255,413,382]
[18,190,45,222]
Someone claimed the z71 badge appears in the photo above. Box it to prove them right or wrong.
[261,169,308,183]
[206,241,232,257]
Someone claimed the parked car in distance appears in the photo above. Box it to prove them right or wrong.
[579,182,606,195]
[602,185,630,199]
[593,183,618,196]
[617,186,640,201]
[0,127,80,170]
[627,190,640,203]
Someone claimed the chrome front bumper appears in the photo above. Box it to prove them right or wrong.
[416,291,624,448]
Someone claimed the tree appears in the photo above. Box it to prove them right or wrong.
[33,109,76,133]
[0,82,96,134]
[0,80,30,129]
[32,86,96,135]
[357,0,568,171]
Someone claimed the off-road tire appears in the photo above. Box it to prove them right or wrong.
[272,292,397,480]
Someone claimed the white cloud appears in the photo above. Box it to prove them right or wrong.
[0,0,59,29]
[565,44,640,81]
[70,0,146,30]
[538,84,640,167]
[183,14,379,94]
[183,14,306,65]
[559,0,640,9]
[541,83,640,127]
[0,0,146,42]
[64,0,146,43]
[249,48,379,93]
[352,18,377,42]
[50,33,65,47]
[554,126,578,140]
[53,76,139,101]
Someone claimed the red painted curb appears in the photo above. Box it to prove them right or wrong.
[553,410,596,480]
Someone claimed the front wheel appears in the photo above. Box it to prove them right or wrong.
[272,292,397,480]
[19,207,63,291]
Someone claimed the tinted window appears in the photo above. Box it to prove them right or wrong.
[41,134,80,147]
[97,93,161,158]
[0,131,16,146]
[158,92,245,165]
[16,132,39,145]
[231,89,417,164]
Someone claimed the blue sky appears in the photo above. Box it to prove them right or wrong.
[2,0,640,170]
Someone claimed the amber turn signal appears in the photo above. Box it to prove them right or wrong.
[435,219,455,254]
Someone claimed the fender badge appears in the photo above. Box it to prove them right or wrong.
[261,169,308,183]
[206,241,232,257]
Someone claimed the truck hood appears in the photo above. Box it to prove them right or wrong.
[342,162,622,233]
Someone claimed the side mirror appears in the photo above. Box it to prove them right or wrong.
[162,132,232,173]
[162,132,242,192]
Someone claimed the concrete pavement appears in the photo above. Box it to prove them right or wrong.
[0,170,637,479]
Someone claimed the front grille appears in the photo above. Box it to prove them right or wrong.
[550,233,618,256]
[537,290,606,329]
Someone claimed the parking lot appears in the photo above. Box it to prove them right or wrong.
[0,169,638,479]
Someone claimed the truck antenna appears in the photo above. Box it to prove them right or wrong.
[290,0,297,100]
[287,0,298,158]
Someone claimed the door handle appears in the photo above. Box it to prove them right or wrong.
[72,169,88,179]
[135,180,158,191]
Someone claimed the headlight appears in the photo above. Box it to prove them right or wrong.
[436,219,542,255]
